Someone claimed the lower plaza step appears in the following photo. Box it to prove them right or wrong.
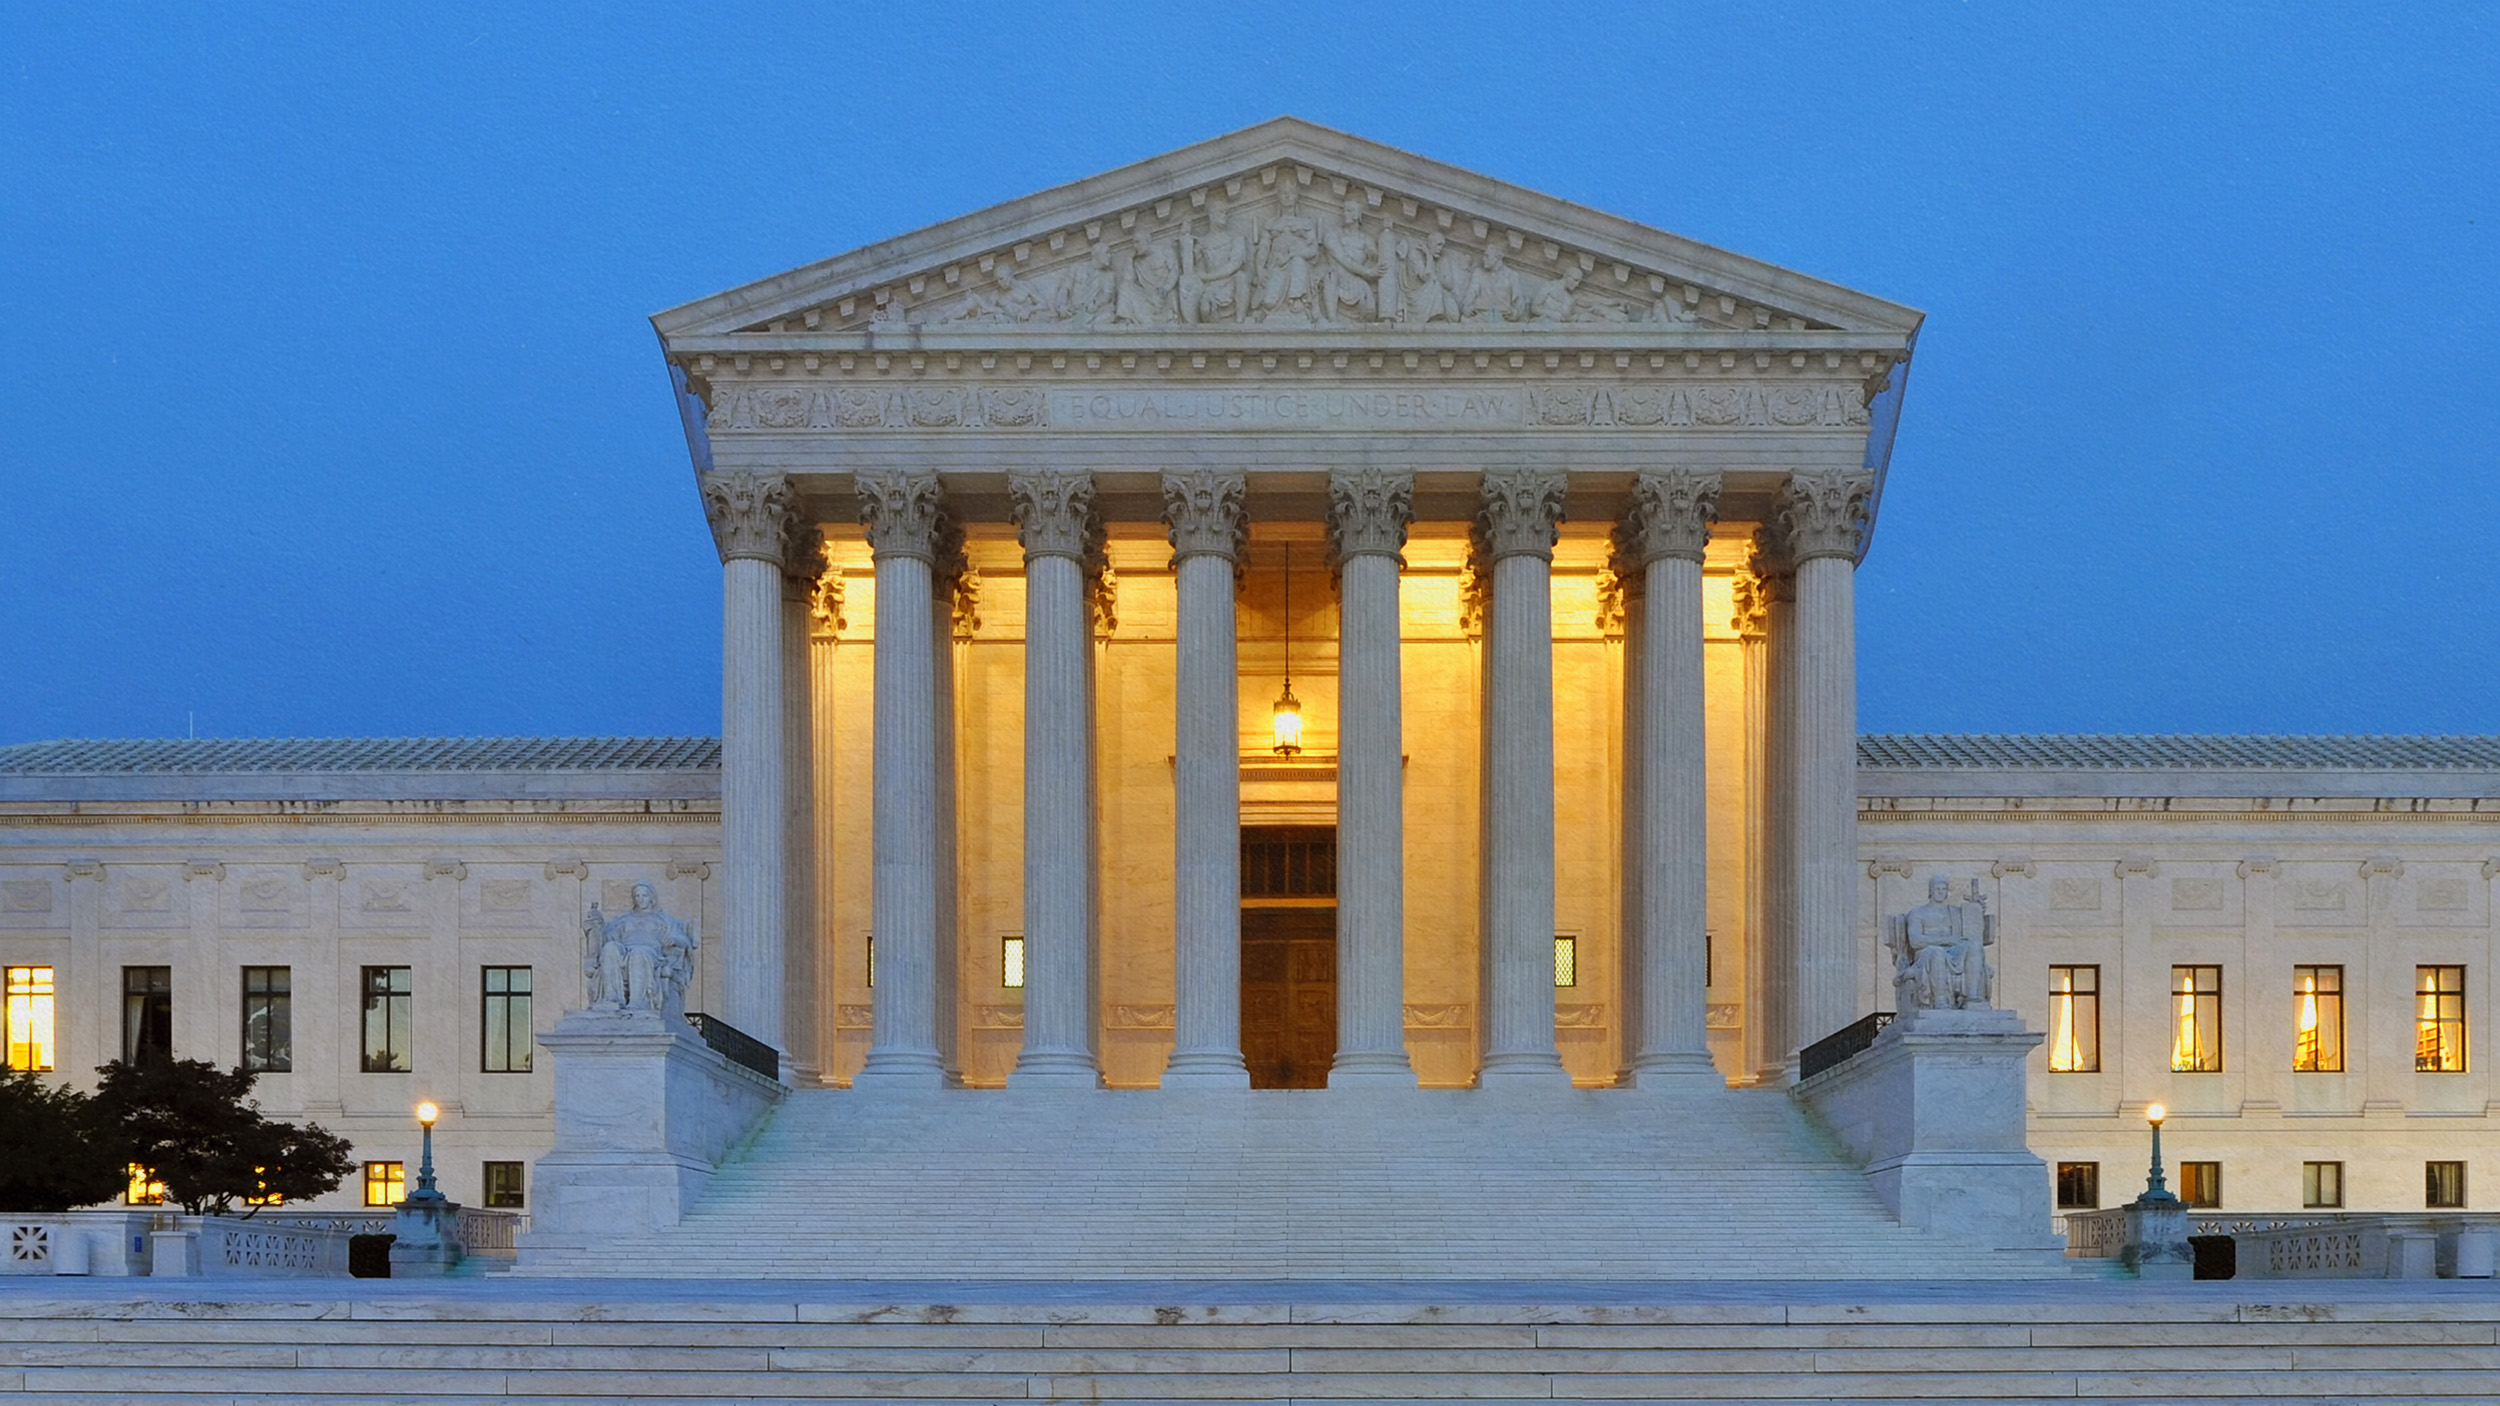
[7,1282,2500,1403]
[521,1086,2057,1281]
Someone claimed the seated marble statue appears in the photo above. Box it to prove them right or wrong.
[581,881,699,1018]
[1883,875,1996,1012]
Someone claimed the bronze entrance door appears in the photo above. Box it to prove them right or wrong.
[1240,827,1337,1089]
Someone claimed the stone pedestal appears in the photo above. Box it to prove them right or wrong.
[2124,1193,2194,1280]
[522,1009,784,1253]
[1793,1006,2060,1255]
[388,1192,464,1278]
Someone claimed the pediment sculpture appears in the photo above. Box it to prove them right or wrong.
[1884,876,1997,1013]
[581,881,699,1019]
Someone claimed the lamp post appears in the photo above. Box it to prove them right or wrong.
[2122,1100,2192,1279]
[413,1100,441,1198]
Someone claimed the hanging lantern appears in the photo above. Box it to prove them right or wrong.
[1272,543,1303,757]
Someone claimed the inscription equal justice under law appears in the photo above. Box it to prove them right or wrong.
[704,381,1868,433]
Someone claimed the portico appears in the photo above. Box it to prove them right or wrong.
[658,119,1917,1091]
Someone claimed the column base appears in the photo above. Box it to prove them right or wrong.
[1616,1054,1724,1091]
[852,1051,950,1089]
[1476,1053,1572,1088]
[1008,1053,1105,1090]
[1159,1051,1251,1088]
[1327,1053,1420,1089]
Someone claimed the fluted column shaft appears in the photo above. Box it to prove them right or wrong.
[1328,470,1418,1088]
[855,470,949,1087]
[1620,471,1721,1087]
[1160,471,1251,1087]
[700,472,791,1063]
[1733,572,1775,1082]
[779,526,826,1084]
[1776,471,1874,1058]
[1009,472,1103,1088]
[1476,469,1571,1087]
[1757,534,1799,1077]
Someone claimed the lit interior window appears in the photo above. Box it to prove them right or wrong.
[1553,936,1577,989]
[125,1164,165,1206]
[5,965,54,1071]
[1001,935,1026,990]
[362,1161,406,1207]
[864,935,874,989]
[244,1166,283,1208]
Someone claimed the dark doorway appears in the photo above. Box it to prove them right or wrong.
[1241,827,1337,1089]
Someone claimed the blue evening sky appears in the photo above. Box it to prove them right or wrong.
[2,5,2492,744]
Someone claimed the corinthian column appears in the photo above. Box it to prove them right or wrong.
[1159,470,1251,1088]
[1731,562,1776,1082]
[1328,469,1418,1088]
[1776,470,1874,1054]
[780,522,827,1084]
[699,471,791,1065]
[1007,471,1103,1088]
[1617,470,1722,1088]
[1754,526,1799,1078]
[853,469,949,1088]
[1475,468,1571,1087]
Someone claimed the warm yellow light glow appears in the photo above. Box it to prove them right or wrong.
[125,1164,165,1206]
[363,1161,406,1207]
[2145,1102,2166,1126]
[1270,684,1303,757]
[4,966,53,1072]
[415,1101,439,1127]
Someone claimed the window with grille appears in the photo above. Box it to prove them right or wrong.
[2171,965,2222,1072]
[2047,966,2099,1072]
[2293,965,2343,1072]
[360,966,412,1073]
[2179,1161,2222,1209]
[1001,935,1025,989]
[481,967,532,1073]
[1553,936,1578,989]
[124,1164,164,1206]
[1240,827,1336,899]
[5,966,54,1071]
[362,1161,405,1207]
[2303,1161,2344,1209]
[2417,966,2466,1072]
[242,967,291,1073]
[2055,1161,2099,1210]
[123,966,172,1065]
[483,1161,525,1209]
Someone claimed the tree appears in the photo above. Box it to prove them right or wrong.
[89,1058,355,1215]
[0,1069,127,1211]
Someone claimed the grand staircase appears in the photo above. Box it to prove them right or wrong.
[521,1085,2063,1280]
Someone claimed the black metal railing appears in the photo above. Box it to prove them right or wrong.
[685,1012,782,1083]
[1798,1011,1894,1081]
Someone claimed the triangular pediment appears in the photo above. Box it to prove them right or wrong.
[654,118,1921,347]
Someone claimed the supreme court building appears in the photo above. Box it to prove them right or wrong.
[5,122,2495,1254]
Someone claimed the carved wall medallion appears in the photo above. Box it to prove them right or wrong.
[2170,877,2224,911]
[360,880,416,914]
[2049,876,2103,911]
[481,879,534,913]
[2292,879,2348,912]
[238,877,292,913]
[119,877,172,912]
[2419,877,2471,912]
[0,879,52,914]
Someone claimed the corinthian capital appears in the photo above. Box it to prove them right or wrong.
[1475,468,1568,562]
[779,520,828,601]
[1326,469,1414,565]
[855,470,948,562]
[699,472,793,564]
[1161,470,1248,564]
[1774,470,1874,563]
[1621,470,1723,565]
[1008,471,1097,562]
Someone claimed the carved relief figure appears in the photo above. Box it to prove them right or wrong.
[1466,242,1524,322]
[1884,875,1997,1012]
[1526,265,1583,322]
[1115,236,1180,325]
[1252,185,1322,323]
[1062,242,1116,326]
[582,880,700,1018]
[1178,204,1251,324]
[1392,229,1460,326]
[1318,198,1385,323]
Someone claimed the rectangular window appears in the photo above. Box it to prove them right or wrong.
[2293,965,2344,1073]
[2171,965,2223,1072]
[2047,966,2100,1073]
[2428,1160,2468,1209]
[1553,935,1577,988]
[2303,1161,2345,1209]
[482,1161,525,1209]
[241,967,291,1073]
[122,966,172,1065]
[2179,1161,2222,1209]
[5,966,54,1071]
[2417,966,2466,1072]
[2054,1161,2099,1210]
[481,966,533,1074]
[244,1166,283,1208]
[125,1164,165,1206]
[1001,935,1025,990]
[864,934,874,989]
[362,1161,406,1207]
[360,966,412,1073]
